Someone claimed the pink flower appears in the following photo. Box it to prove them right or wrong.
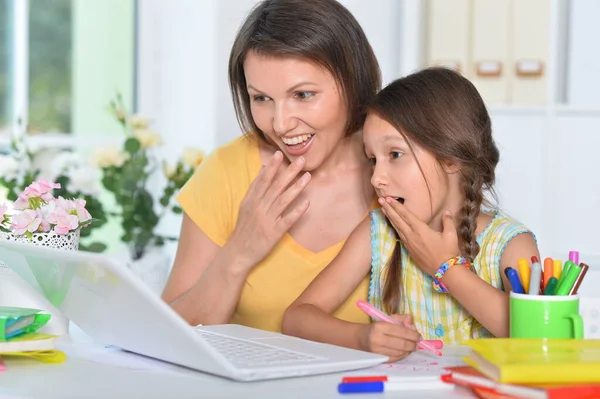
[30,179,61,201]
[54,197,92,223]
[72,198,92,222]
[13,179,61,210]
[12,196,31,210]
[11,209,44,235]
[46,206,79,235]
[37,219,51,233]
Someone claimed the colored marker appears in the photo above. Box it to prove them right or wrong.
[531,256,543,294]
[543,277,559,295]
[517,258,531,294]
[543,257,554,290]
[423,340,444,349]
[569,251,579,265]
[569,263,589,295]
[342,375,436,383]
[356,300,442,356]
[553,259,563,280]
[504,267,525,294]
[528,261,542,295]
[556,261,574,291]
[555,263,582,296]
[339,381,430,394]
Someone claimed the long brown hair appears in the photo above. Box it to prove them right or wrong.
[228,0,381,141]
[369,67,499,313]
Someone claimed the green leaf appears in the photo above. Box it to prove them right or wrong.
[172,205,183,214]
[81,242,107,253]
[124,137,141,154]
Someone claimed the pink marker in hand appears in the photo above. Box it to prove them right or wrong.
[356,300,442,356]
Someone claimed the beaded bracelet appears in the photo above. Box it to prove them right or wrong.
[432,256,470,293]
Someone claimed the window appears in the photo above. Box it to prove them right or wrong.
[0,0,11,134]
[28,0,72,133]
[0,0,135,142]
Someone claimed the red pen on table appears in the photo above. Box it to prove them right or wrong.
[356,300,442,356]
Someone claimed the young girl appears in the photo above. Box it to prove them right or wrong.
[282,67,539,362]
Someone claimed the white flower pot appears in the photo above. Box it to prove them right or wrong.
[0,230,80,252]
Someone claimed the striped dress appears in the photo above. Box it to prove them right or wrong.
[368,208,533,344]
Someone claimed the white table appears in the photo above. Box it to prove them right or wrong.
[0,325,476,399]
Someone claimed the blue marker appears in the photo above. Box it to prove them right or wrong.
[338,381,402,394]
[504,267,525,294]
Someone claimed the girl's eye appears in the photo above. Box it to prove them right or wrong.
[390,151,403,159]
[294,91,315,100]
[252,95,270,102]
[368,157,376,165]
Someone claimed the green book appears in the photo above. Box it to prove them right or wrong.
[0,306,51,341]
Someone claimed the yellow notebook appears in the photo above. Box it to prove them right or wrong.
[463,338,600,384]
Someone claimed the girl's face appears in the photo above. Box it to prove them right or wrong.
[363,113,456,227]
[243,51,348,171]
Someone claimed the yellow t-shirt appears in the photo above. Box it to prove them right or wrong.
[177,135,372,332]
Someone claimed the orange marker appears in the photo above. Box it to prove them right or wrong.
[543,257,554,290]
[553,259,563,280]
[517,258,531,294]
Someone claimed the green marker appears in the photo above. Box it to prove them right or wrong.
[543,276,559,295]
[555,263,582,295]
[555,261,573,293]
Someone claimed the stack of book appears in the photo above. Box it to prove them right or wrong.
[0,306,66,368]
[442,338,600,399]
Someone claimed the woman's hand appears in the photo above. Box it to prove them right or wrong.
[379,197,459,276]
[358,314,421,363]
[226,151,311,270]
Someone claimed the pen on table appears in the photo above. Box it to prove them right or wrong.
[517,258,531,294]
[356,300,442,356]
[543,277,559,295]
[528,259,542,295]
[569,250,579,265]
[555,263,582,296]
[543,257,554,290]
[338,381,413,394]
[342,375,439,383]
[569,263,589,295]
[504,267,525,294]
[553,259,563,280]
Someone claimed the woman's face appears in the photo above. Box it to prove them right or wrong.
[243,51,348,171]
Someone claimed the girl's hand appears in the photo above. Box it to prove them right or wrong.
[358,314,421,363]
[227,151,311,270]
[379,197,459,276]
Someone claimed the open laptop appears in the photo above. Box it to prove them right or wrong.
[0,240,387,381]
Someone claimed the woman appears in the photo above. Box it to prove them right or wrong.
[161,0,381,332]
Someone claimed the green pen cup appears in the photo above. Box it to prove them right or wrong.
[509,292,584,339]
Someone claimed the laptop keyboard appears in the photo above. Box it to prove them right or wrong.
[195,330,326,368]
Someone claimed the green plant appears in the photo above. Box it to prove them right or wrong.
[96,94,204,260]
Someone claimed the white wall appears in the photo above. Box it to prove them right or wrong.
[137,1,600,279]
